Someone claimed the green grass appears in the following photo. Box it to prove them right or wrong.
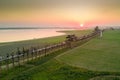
[56,30,120,72]
[31,60,93,80]
[2,48,102,80]
[90,75,120,80]
[0,48,70,80]
[1,30,120,80]
[0,30,91,56]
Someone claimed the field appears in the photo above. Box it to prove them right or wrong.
[57,30,120,72]
[0,30,91,56]
[32,30,120,80]
[1,30,120,80]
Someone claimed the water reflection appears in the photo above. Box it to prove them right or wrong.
[0,29,69,43]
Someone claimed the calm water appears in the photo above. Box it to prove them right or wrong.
[0,29,72,43]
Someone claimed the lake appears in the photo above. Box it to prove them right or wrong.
[0,29,73,43]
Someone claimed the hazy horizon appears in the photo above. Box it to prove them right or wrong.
[0,0,120,28]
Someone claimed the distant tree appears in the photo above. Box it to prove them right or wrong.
[110,27,114,30]
[94,26,100,32]
[66,34,78,48]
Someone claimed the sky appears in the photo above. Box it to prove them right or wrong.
[0,0,120,28]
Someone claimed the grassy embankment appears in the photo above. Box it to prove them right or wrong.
[57,30,120,72]
[30,30,120,80]
[1,30,120,80]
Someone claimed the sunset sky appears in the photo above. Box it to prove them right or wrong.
[0,0,120,28]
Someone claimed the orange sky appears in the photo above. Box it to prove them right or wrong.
[0,0,120,28]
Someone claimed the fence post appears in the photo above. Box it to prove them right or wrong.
[35,47,38,58]
[59,43,62,50]
[17,48,21,67]
[57,44,59,50]
[54,44,57,51]
[63,42,66,48]
[26,49,29,62]
[67,41,72,48]
[50,45,53,53]
[47,46,50,55]
[45,46,47,56]
[52,45,54,52]
[11,53,15,68]
[49,46,52,54]
[38,49,41,58]
[37,46,41,58]
[0,57,2,73]
[6,53,9,70]
[31,48,34,60]
[22,47,25,63]
[34,47,37,59]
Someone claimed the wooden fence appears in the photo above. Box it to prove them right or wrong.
[0,30,100,72]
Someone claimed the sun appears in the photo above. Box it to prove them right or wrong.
[80,24,84,27]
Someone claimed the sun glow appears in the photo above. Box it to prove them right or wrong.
[80,24,84,27]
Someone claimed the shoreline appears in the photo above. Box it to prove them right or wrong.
[0,30,91,56]
[0,29,74,43]
[0,29,90,44]
[0,32,66,43]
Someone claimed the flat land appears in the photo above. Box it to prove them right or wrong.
[57,30,120,72]
[1,30,120,80]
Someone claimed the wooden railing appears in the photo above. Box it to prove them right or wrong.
[0,30,100,71]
